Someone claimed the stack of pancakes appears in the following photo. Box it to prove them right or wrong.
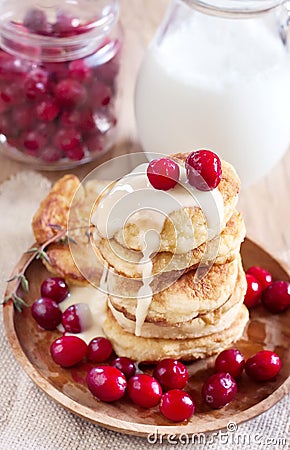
[32,153,249,363]
[95,154,249,362]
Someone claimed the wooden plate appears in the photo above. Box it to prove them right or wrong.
[3,238,290,437]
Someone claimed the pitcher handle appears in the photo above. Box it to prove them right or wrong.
[280,1,290,45]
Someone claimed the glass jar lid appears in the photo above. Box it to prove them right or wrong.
[0,0,119,61]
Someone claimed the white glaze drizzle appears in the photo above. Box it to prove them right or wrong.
[91,162,224,336]
[92,163,224,249]
[134,231,160,336]
[59,285,108,344]
[99,260,109,292]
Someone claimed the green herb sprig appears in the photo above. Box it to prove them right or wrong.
[3,226,67,312]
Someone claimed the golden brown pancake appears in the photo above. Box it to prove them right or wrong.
[102,305,249,363]
[32,174,80,244]
[108,261,247,339]
[97,210,245,278]
[108,257,240,325]
[32,175,110,285]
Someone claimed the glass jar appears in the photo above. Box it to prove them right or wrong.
[135,0,290,186]
[0,0,121,170]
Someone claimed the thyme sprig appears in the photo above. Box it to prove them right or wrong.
[3,226,68,312]
[3,223,92,312]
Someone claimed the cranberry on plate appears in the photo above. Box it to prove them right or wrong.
[245,350,281,381]
[127,374,162,408]
[31,297,61,330]
[244,273,263,309]
[62,303,92,334]
[50,335,88,367]
[86,366,127,402]
[202,372,237,409]
[111,357,136,380]
[41,277,69,303]
[215,348,245,378]
[87,337,113,363]
[262,281,290,313]
[246,266,273,291]
[160,389,195,422]
[153,358,188,390]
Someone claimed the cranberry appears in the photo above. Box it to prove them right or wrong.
[91,80,112,108]
[245,350,281,381]
[62,303,92,333]
[186,150,222,191]
[127,374,162,408]
[79,109,97,132]
[0,113,14,136]
[60,110,81,128]
[36,97,60,122]
[0,83,22,107]
[66,145,85,161]
[68,59,92,83]
[87,337,113,363]
[262,281,290,313]
[215,349,245,378]
[31,297,62,330]
[36,121,56,139]
[50,335,88,367]
[244,274,263,309]
[54,128,82,152]
[147,158,180,191]
[246,266,273,291]
[202,372,237,409]
[86,366,127,402]
[24,69,49,100]
[111,357,136,380]
[40,146,63,163]
[160,389,195,422]
[23,8,52,35]
[23,130,46,152]
[11,105,35,130]
[41,277,69,303]
[54,79,87,108]
[45,62,68,82]
[53,11,81,37]
[153,359,188,390]
[0,98,10,113]
[85,133,103,153]
[24,146,40,158]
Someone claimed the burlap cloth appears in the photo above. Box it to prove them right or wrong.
[0,172,289,450]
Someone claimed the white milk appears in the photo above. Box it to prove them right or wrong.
[135,16,290,185]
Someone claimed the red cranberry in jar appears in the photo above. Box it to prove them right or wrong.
[68,59,93,84]
[0,0,122,169]
[24,68,49,100]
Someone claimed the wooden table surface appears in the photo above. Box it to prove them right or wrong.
[0,0,289,269]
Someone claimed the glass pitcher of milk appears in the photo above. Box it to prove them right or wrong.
[135,0,290,186]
